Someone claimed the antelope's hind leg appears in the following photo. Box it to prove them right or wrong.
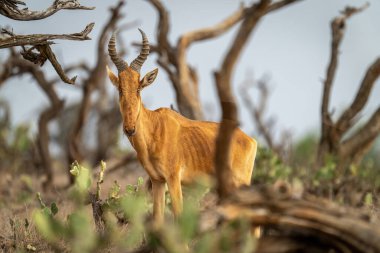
[151,179,166,226]
[167,173,183,218]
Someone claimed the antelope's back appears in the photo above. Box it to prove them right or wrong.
[164,109,256,185]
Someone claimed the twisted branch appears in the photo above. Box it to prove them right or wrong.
[316,3,380,168]
[0,0,94,21]
[0,23,94,49]
[219,185,380,253]
[0,54,64,189]
[67,0,124,169]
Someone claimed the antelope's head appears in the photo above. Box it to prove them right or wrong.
[107,29,158,136]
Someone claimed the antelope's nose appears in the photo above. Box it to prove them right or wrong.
[124,127,136,136]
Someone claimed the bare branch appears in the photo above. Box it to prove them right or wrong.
[214,0,271,199]
[147,0,204,119]
[320,8,347,143]
[0,0,94,21]
[176,5,246,120]
[240,75,291,160]
[0,49,18,85]
[317,3,370,166]
[0,23,94,49]
[321,3,369,129]
[68,0,124,167]
[148,0,172,55]
[37,44,77,84]
[240,76,273,146]
[336,58,380,135]
[178,5,245,48]
[219,185,380,253]
[340,107,380,160]
[1,54,64,189]
[266,0,304,13]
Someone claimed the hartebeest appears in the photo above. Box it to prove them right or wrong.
[107,29,257,225]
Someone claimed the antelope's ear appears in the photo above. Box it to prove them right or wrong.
[140,68,158,89]
[106,65,119,87]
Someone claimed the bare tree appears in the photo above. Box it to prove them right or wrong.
[214,0,302,198]
[67,1,125,176]
[0,49,64,189]
[0,0,94,21]
[0,1,126,188]
[0,0,95,84]
[218,184,380,253]
[240,73,292,161]
[317,4,380,170]
[144,0,251,120]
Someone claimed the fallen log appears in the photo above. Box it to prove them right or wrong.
[217,183,380,253]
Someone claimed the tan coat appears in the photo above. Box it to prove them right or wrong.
[108,66,257,225]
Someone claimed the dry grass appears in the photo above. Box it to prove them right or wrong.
[0,162,148,253]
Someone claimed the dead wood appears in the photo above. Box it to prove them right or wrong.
[145,0,297,121]
[217,184,380,253]
[0,53,64,189]
[67,1,124,175]
[213,0,302,199]
[317,3,380,169]
[214,0,269,199]
[146,0,249,120]
[0,23,94,49]
[0,0,95,84]
[0,24,94,84]
[240,74,292,161]
[0,0,94,21]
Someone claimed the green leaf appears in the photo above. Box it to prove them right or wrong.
[126,184,134,194]
[70,164,79,177]
[24,218,29,230]
[42,207,52,216]
[109,180,121,199]
[33,210,59,242]
[137,177,144,186]
[365,192,373,206]
[50,202,58,216]
[119,194,148,248]
[178,200,199,241]
[36,192,46,209]
[72,162,92,192]
[26,244,37,251]
[195,232,217,253]
[67,211,96,253]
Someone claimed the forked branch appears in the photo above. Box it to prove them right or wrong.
[0,53,64,189]
[68,0,125,167]
[219,185,380,253]
[240,75,292,160]
[213,0,302,199]
[340,108,380,162]
[214,0,271,199]
[319,3,369,146]
[0,23,94,84]
[317,3,379,168]
[335,58,380,135]
[147,0,252,120]
[0,23,94,49]
[0,0,94,21]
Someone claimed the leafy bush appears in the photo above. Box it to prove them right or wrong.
[30,161,256,253]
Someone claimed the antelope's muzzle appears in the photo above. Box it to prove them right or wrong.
[124,127,136,136]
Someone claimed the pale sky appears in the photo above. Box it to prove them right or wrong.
[0,0,379,143]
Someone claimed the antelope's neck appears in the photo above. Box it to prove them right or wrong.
[127,105,157,150]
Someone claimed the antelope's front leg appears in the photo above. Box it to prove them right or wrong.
[167,174,183,218]
[151,179,166,226]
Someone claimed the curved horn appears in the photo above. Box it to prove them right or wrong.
[108,32,128,72]
[130,29,150,73]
